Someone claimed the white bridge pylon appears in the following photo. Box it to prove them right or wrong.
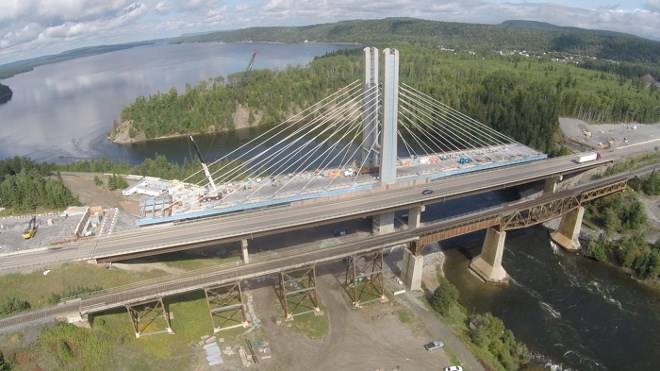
[138,47,545,225]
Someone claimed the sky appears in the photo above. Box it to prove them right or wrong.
[0,0,658,66]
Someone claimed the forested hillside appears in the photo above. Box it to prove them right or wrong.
[175,18,660,69]
[114,43,659,154]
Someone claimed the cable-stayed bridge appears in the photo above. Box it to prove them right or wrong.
[136,48,544,226]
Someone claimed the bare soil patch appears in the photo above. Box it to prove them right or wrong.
[559,117,660,150]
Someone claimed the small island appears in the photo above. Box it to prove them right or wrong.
[0,83,12,104]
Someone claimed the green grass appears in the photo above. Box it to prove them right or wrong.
[396,304,414,323]
[272,291,329,340]
[0,263,166,316]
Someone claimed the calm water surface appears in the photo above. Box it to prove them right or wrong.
[0,42,354,163]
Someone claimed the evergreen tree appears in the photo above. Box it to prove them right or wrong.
[430,276,459,315]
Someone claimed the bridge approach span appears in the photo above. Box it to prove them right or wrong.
[91,155,609,262]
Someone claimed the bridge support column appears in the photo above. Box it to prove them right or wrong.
[241,239,249,264]
[544,175,563,194]
[469,228,509,285]
[125,298,173,338]
[344,251,388,307]
[372,212,395,234]
[277,266,322,319]
[204,282,250,333]
[550,206,584,251]
[407,205,425,229]
[401,245,423,291]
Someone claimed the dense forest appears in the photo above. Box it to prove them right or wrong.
[0,83,11,104]
[583,180,660,280]
[0,157,79,214]
[114,43,658,154]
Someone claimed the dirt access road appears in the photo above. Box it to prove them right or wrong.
[239,261,465,371]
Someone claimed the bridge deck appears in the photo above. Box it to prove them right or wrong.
[137,144,544,226]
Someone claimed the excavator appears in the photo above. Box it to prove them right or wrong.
[22,216,37,239]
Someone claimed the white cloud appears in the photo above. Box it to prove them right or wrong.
[0,0,658,66]
[645,0,660,11]
[155,1,173,13]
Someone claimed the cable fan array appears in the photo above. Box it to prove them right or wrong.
[179,79,538,205]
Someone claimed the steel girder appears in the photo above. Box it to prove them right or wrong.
[502,179,627,230]
[502,196,580,230]
[413,216,501,255]
[578,179,627,203]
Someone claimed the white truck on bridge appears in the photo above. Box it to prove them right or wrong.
[575,152,600,163]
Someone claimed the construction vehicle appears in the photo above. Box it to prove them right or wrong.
[22,216,37,239]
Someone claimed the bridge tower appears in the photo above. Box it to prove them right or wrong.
[379,48,399,185]
[367,48,400,234]
[362,47,379,169]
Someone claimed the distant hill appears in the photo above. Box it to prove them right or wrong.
[0,40,157,79]
[173,17,659,66]
[500,20,635,38]
[2,17,658,80]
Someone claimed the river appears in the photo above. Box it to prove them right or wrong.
[429,193,660,370]
[0,42,354,164]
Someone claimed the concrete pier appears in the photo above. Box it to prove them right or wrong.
[543,175,563,194]
[372,212,395,234]
[407,205,425,229]
[469,228,509,285]
[401,246,423,291]
[550,206,584,251]
[241,239,250,264]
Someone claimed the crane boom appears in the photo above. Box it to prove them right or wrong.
[189,135,217,192]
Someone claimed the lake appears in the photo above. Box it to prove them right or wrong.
[0,42,355,164]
